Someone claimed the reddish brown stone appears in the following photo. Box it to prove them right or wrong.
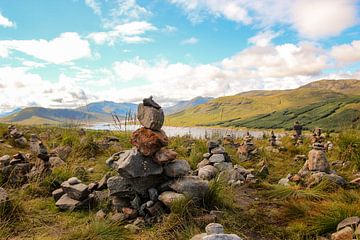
[131,127,168,156]
[154,148,177,164]
[122,207,138,219]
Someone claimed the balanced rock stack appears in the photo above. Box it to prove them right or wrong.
[196,140,257,185]
[237,132,257,160]
[106,97,209,221]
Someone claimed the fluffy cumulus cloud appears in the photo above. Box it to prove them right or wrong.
[88,21,157,45]
[331,40,360,64]
[170,0,358,38]
[85,0,101,15]
[0,67,96,112]
[0,13,15,28]
[0,32,91,64]
[248,30,281,47]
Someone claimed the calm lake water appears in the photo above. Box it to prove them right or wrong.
[85,122,275,139]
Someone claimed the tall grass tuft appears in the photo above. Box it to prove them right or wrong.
[337,130,360,170]
[264,185,326,201]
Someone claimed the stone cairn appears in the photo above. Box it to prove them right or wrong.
[196,140,258,186]
[330,216,360,240]
[292,121,303,145]
[279,136,346,187]
[4,125,27,147]
[104,97,210,223]
[236,132,258,161]
[0,152,33,186]
[190,223,242,240]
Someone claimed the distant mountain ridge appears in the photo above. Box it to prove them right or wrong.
[164,96,213,115]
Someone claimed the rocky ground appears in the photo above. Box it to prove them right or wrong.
[0,117,359,239]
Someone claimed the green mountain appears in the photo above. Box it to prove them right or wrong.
[167,79,360,130]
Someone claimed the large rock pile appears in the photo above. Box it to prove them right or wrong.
[0,153,33,185]
[281,142,346,187]
[196,140,258,186]
[106,97,209,222]
[5,125,27,147]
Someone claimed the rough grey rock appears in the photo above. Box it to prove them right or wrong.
[154,148,177,165]
[304,149,330,173]
[205,223,225,235]
[0,155,11,166]
[337,216,360,231]
[197,159,210,169]
[211,147,226,154]
[131,195,142,210]
[214,162,233,172]
[55,194,81,211]
[97,172,111,190]
[14,136,27,147]
[203,153,211,159]
[49,157,65,168]
[331,226,353,240]
[148,188,158,202]
[164,160,190,178]
[209,154,225,163]
[114,148,163,178]
[67,177,81,185]
[190,233,207,240]
[137,103,164,131]
[198,165,218,180]
[278,178,290,186]
[110,196,130,211]
[108,175,165,198]
[61,182,89,201]
[52,188,65,201]
[207,140,220,152]
[158,191,185,207]
[169,176,209,200]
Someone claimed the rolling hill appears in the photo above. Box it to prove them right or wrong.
[167,79,360,130]
[77,101,137,116]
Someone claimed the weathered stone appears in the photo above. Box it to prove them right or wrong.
[203,153,211,159]
[337,216,360,231]
[306,149,330,172]
[214,162,233,172]
[209,154,225,163]
[198,165,218,180]
[131,195,142,210]
[88,182,98,192]
[137,103,164,131]
[148,188,158,202]
[246,174,255,181]
[207,140,220,152]
[52,188,64,201]
[131,128,168,156]
[331,226,353,240]
[211,147,225,154]
[50,146,72,161]
[108,175,165,198]
[154,148,177,164]
[14,136,27,147]
[278,178,290,186]
[158,191,185,207]
[169,176,209,200]
[67,177,81,185]
[55,194,80,211]
[109,212,126,222]
[49,157,65,168]
[197,159,210,169]
[87,167,94,173]
[0,155,11,166]
[205,223,225,235]
[114,148,163,178]
[61,182,89,201]
[164,160,190,178]
[203,234,242,240]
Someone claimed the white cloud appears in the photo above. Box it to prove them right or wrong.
[0,13,15,28]
[292,0,358,38]
[331,40,360,64]
[88,21,157,45]
[85,0,101,15]
[181,37,198,45]
[163,25,177,33]
[170,0,358,38]
[248,30,281,47]
[0,32,91,64]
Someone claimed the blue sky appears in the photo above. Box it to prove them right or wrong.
[0,0,359,112]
